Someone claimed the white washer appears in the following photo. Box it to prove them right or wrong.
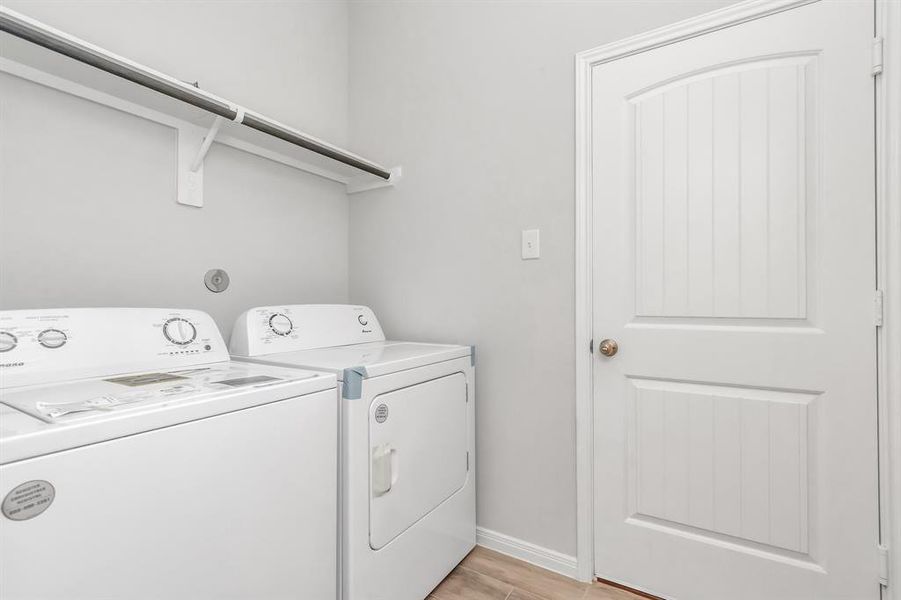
[0,308,338,600]
[230,304,475,600]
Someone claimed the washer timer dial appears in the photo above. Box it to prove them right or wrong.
[269,313,293,336]
[163,317,197,346]
[38,329,67,349]
[0,332,17,353]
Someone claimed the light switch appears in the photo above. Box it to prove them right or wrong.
[521,229,540,260]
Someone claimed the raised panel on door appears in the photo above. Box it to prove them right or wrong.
[590,2,877,599]
[628,379,813,554]
[634,57,814,320]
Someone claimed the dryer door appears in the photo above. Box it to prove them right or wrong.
[369,372,468,550]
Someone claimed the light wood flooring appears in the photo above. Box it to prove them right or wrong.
[428,546,648,600]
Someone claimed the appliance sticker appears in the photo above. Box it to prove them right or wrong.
[105,372,188,387]
[36,390,155,419]
[2,480,55,521]
[375,403,389,423]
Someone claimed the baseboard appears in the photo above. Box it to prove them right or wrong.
[475,526,579,580]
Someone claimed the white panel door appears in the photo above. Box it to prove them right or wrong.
[591,2,878,599]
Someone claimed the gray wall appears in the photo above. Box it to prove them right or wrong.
[0,0,740,562]
[347,0,736,557]
[0,0,351,336]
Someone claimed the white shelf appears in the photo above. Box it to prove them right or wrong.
[0,8,400,206]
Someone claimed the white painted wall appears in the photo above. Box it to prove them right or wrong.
[347,0,737,557]
[0,0,350,335]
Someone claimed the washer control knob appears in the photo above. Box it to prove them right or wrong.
[269,313,293,336]
[0,331,17,353]
[163,317,197,346]
[358,314,369,326]
[38,329,67,349]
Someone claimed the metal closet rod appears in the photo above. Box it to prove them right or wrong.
[0,12,392,181]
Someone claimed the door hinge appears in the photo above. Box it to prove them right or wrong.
[466,451,470,472]
[873,37,884,76]
[589,339,594,354]
[875,290,885,327]
[878,544,889,587]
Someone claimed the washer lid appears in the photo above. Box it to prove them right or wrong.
[0,361,336,464]
[237,341,471,380]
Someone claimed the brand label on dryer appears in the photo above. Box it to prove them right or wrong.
[374,404,389,423]
[2,480,55,521]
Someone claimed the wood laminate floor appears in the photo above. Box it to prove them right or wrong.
[428,546,647,600]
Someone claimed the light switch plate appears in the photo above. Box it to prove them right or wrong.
[521,229,540,259]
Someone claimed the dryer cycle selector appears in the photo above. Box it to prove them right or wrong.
[0,332,17,353]
[38,329,67,349]
[358,315,368,326]
[163,318,197,346]
[269,313,293,336]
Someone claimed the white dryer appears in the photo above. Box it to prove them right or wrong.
[230,304,475,600]
[0,308,338,600]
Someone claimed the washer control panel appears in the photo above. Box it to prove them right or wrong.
[230,305,385,357]
[0,308,228,389]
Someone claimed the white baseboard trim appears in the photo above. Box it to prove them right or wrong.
[476,526,579,580]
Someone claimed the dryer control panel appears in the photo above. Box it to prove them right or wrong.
[230,305,385,357]
[0,308,228,389]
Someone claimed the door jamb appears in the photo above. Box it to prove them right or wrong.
[876,1,901,597]
[573,2,901,597]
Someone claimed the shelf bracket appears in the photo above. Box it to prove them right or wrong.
[189,116,225,172]
[177,108,243,208]
[176,126,205,208]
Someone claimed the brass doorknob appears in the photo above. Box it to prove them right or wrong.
[598,339,618,357]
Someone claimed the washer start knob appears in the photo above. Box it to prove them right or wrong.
[163,318,197,346]
[38,329,67,349]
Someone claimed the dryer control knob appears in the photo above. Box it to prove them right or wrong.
[269,313,293,336]
[0,331,17,353]
[163,317,197,346]
[38,329,67,349]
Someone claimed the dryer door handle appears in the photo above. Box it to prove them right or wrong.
[372,445,397,497]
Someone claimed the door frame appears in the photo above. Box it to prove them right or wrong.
[573,1,901,596]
